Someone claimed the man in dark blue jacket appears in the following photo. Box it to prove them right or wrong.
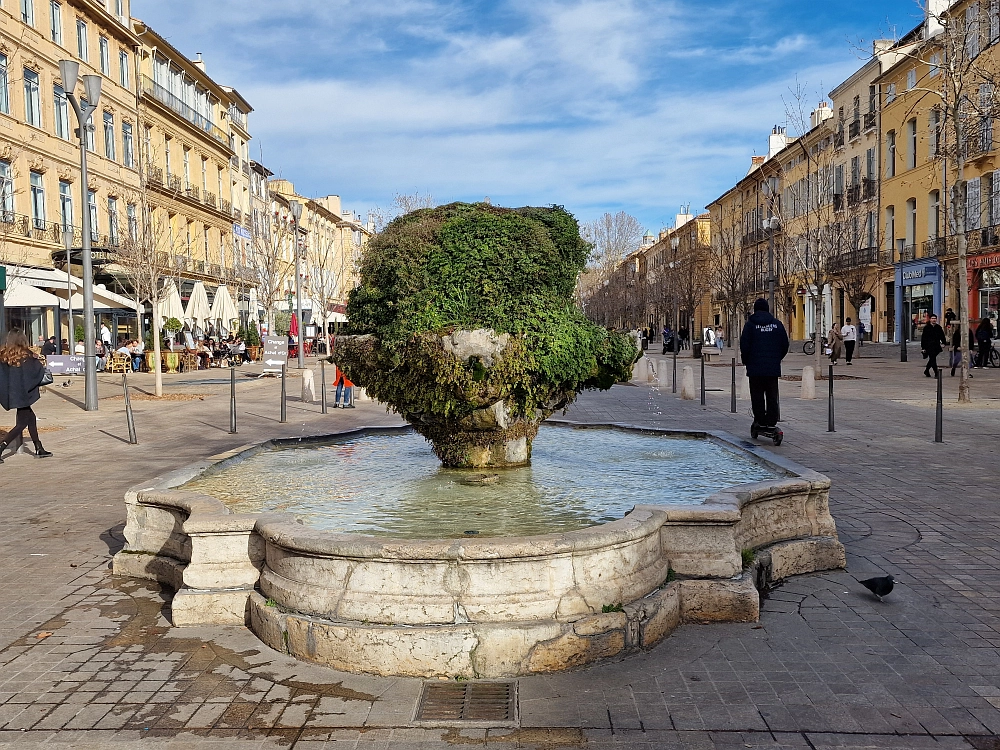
[739,298,789,429]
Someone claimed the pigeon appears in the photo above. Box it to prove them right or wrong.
[859,575,895,601]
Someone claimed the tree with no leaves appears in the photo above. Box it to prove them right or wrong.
[368,192,436,234]
[582,211,645,284]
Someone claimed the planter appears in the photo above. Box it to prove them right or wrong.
[246,346,261,362]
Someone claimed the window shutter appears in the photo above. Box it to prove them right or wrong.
[992,0,1000,41]
[968,177,982,230]
[992,172,1000,227]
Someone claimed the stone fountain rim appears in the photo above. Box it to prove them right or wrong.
[131,422,827,561]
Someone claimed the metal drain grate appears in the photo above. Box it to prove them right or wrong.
[415,681,516,723]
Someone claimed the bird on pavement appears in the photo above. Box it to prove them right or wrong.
[859,575,895,601]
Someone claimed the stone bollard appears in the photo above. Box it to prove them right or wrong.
[647,359,657,384]
[738,366,750,401]
[680,366,696,400]
[301,368,317,404]
[801,366,816,400]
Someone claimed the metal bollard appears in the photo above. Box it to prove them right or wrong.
[229,366,237,434]
[280,364,287,423]
[731,358,737,413]
[700,355,706,406]
[827,365,835,432]
[122,373,137,445]
[321,360,328,414]
[672,347,677,394]
[935,370,943,443]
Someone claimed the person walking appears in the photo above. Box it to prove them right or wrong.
[975,317,994,368]
[0,331,52,462]
[678,325,689,350]
[740,298,789,432]
[949,326,972,377]
[661,323,674,355]
[921,313,947,377]
[841,317,858,365]
[827,322,844,365]
[715,325,725,353]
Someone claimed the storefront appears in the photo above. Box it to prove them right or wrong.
[895,259,942,343]
[968,250,1000,335]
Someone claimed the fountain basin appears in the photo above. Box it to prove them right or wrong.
[113,423,845,677]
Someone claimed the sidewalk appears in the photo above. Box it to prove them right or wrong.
[0,356,998,748]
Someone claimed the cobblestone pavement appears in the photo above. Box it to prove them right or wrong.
[0,353,998,748]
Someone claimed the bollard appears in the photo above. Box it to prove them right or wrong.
[122,373,137,445]
[700,355,706,406]
[679,366,696,400]
[730,358,737,413]
[801,366,816,399]
[672,347,677,393]
[321,360,328,414]
[827,365,835,432]
[280,364,287,423]
[935,370,943,443]
[229,366,237,434]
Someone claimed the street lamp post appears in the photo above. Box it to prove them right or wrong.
[289,200,305,369]
[59,60,101,411]
[63,229,74,355]
[764,216,778,313]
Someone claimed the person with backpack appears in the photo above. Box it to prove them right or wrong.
[740,299,790,433]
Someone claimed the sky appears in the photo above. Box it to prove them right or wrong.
[131,0,924,235]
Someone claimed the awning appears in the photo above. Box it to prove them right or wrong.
[7,267,80,290]
[2,283,62,307]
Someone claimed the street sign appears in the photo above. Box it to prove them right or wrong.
[261,336,288,373]
[45,355,85,375]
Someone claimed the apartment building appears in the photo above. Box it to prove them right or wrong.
[0,0,142,342]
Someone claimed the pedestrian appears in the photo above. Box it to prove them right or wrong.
[827,322,844,365]
[740,298,789,433]
[100,323,112,351]
[944,307,956,327]
[921,313,946,377]
[678,325,689,349]
[857,320,865,348]
[661,323,674,355]
[641,327,649,351]
[0,331,53,462]
[333,366,355,408]
[975,317,994,368]
[841,317,857,365]
[949,327,971,377]
[40,336,58,356]
[715,326,725,353]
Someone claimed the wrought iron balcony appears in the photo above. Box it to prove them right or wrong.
[864,111,876,130]
[203,191,217,208]
[863,178,878,200]
[847,184,862,207]
[899,244,916,262]
[982,226,1000,248]
[834,130,845,149]
[848,119,861,140]
[923,237,947,258]
[833,193,845,211]
[141,75,228,146]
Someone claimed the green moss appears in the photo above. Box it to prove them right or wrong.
[601,603,624,613]
[340,203,637,431]
[741,548,756,568]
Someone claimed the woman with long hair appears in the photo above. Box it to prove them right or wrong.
[0,330,52,461]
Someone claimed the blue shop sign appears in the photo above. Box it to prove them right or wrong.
[900,263,938,284]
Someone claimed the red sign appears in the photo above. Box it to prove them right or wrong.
[968,252,1000,270]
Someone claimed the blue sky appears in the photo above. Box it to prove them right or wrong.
[132,0,922,234]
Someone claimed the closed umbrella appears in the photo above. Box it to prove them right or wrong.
[210,285,239,335]
[184,281,211,334]
[289,307,299,337]
[157,281,184,323]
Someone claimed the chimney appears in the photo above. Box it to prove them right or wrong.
[768,126,788,159]
[811,102,833,129]
[192,53,206,73]
[925,0,952,38]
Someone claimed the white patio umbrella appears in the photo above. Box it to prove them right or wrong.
[184,281,212,334]
[210,285,240,335]
[157,281,185,323]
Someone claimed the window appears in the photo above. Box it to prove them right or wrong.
[81,98,94,150]
[99,36,110,76]
[126,202,137,241]
[53,84,69,139]
[87,189,97,240]
[50,1,61,44]
[23,69,41,127]
[907,118,917,169]
[201,156,207,191]
[143,124,151,161]
[30,171,45,229]
[929,190,941,238]
[905,198,917,246]
[164,135,171,175]
[929,108,941,157]
[21,0,34,26]
[58,180,72,230]
[929,52,942,77]
[886,83,896,105]
[907,68,916,90]
[119,50,129,90]
[967,4,981,60]
[0,55,8,115]
[76,20,87,61]
[968,176,982,230]
[114,0,124,20]
[992,0,1000,43]
[122,121,133,168]
[867,210,877,249]
[992,171,1000,228]
[868,84,877,113]
[103,111,115,160]
[203,226,210,261]
[885,206,895,251]
[887,130,896,177]
[107,196,118,245]
[183,146,190,187]
[866,147,877,180]
[0,161,13,219]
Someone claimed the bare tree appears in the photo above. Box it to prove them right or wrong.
[710,199,757,347]
[248,196,295,334]
[582,211,645,284]
[368,192,435,233]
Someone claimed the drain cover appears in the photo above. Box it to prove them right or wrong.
[415,681,516,723]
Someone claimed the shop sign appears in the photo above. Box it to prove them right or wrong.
[45,356,84,375]
[968,252,1000,270]
[233,224,251,240]
[901,264,938,282]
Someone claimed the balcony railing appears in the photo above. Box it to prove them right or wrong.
[982,225,1000,248]
[230,154,240,168]
[184,185,200,201]
[965,121,994,159]
[833,193,845,211]
[141,75,229,146]
[221,198,232,215]
[899,244,916,262]
[203,191,217,208]
[864,111,876,130]
[863,178,877,200]
[923,237,947,257]
[827,246,878,272]
[880,249,894,265]
[233,209,242,223]
[848,119,861,140]
[847,184,862,206]
[834,130,845,149]
[167,174,183,192]
[147,164,163,186]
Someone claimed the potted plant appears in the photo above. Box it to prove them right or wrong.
[162,317,183,373]
[242,323,262,362]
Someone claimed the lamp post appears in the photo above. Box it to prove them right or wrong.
[763,216,778,313]
[59,60,101,411]
[63,229,74,355]
[289,200,305,369]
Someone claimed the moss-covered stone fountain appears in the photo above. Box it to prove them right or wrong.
[332,203,637,468]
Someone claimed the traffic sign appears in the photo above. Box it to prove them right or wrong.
[45,355,85,375]
[261,336,288,373]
